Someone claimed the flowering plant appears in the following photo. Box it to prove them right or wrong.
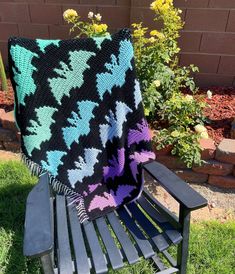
[131,0,207,167]
[63,9,108,37]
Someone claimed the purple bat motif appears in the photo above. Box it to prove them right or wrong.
[103,148,125,182]
[128,119,151,148]
[130,150,155,181]
[88,183,102,193]
[88,185,135,212]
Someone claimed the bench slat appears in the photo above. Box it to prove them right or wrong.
[95,217,124,270]
[56,195,73,274]
[106,212,139,264]
[67,199,90,274]
[138,196,182,245]
[127,202,169,252]
[83,221,108,274]
[117,207,155,259]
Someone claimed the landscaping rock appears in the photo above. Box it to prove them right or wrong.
[0,108,5,119]
[156,155,187,169]
[3,141,21,152]
[199,138,216,160]
[0,141,4,149]
[215,139,235,164]
[208,175,235,189]
[0,128,17,142]
[231,118,235,139]
[0,110,18,132]
[193,160,233,176]
[174,169,208,184]
[0,150,20,161]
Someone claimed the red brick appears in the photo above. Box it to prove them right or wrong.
[218,56,235,75]
[174,169,208,183]
[16,132,21,142]
[0,141,4,150]
[46,0,79,3]
[130,7,163,29]
[18,24,49,39]
[193,160,233,176]
[215,139,235,164]
[208,175,235,189]
[0,23,18,40]
[180,53,220,73]
[0,3,30,23]
[14,0,44,2]
[154,145,173,156]
[3,141,21,152]
[156,155,187,169]
[200,33,235,55]
[131,0,152,6]
[209,0,235,8]
[0,111,18,132]
[98,6,130,29]
[175,0,209,7]
[116,0,131,6]
[233,167,235,176]
[49,25,71,39]
[30,4,62,25]
[0,128,17,142]
[226,10,235,32]
[178,31,202,52]
[199,138,216,160]
[194,73,234,87]
[80,0,115,4]
[184,9,228,32]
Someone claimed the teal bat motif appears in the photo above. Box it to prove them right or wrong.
[41,150,66,176]
[23,106,57,156]
[96,39,134,100]
[48,50,96,105]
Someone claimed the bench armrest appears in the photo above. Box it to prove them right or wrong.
[23,173,53,257]
[143,161,208,211]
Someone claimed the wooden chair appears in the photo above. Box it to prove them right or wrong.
[23,160,207,274]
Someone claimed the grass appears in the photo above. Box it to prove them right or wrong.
[0,160,234,274]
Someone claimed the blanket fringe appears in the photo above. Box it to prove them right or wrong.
[21,153,89,223]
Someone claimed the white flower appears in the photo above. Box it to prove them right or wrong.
[207,90,213,99]
[153,80,161,87]
[178,9,183,14]
[95,13,102,21]
[88,11,94,19]
[194,124,207,134]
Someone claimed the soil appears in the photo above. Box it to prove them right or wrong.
[0,79,14,112]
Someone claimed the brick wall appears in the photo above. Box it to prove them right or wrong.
[1,0,235,87]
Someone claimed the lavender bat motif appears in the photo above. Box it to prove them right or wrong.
[129,150,155,181]
[103,148,125,182]
[128,119,151,148]
[88,185,135,212]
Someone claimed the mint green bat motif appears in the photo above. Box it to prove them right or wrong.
[23,106,57,156]
[10,45,38,106]
[36,39,60,53]
[48,50,96,105]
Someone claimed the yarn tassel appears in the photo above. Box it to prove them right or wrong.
[21,152,89,223]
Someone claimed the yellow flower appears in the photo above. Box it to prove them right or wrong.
[149,37,156,43]
[200,132,209,139]
[171,130,180,137]
[185,95,194,102]
[63,9,78,21]
[153,80,161,87]
[144,108,150,116]
[92,23,107,33]
[101,23,108,32]
[156,32,165,39]
[150,30,158,36]
[194,124,207,134]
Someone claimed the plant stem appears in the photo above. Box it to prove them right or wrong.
[0,51,8,92]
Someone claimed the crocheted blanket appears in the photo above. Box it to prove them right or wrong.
[8,29,155,223]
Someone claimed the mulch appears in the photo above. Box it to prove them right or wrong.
[1,80,235,143]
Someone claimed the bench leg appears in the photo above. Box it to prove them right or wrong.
[177,206,191,274]
[41,253,55,274]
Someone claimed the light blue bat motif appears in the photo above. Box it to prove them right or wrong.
[62,100,98,149]
[96,39,134,99]
[36,39,60,53]
[41,150,66,176]
[68,148,101,188]
[99,101,133,147]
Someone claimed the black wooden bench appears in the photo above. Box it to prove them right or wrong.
[23,161,207,274]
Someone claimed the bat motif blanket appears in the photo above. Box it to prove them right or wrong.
[8,29,155,223]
